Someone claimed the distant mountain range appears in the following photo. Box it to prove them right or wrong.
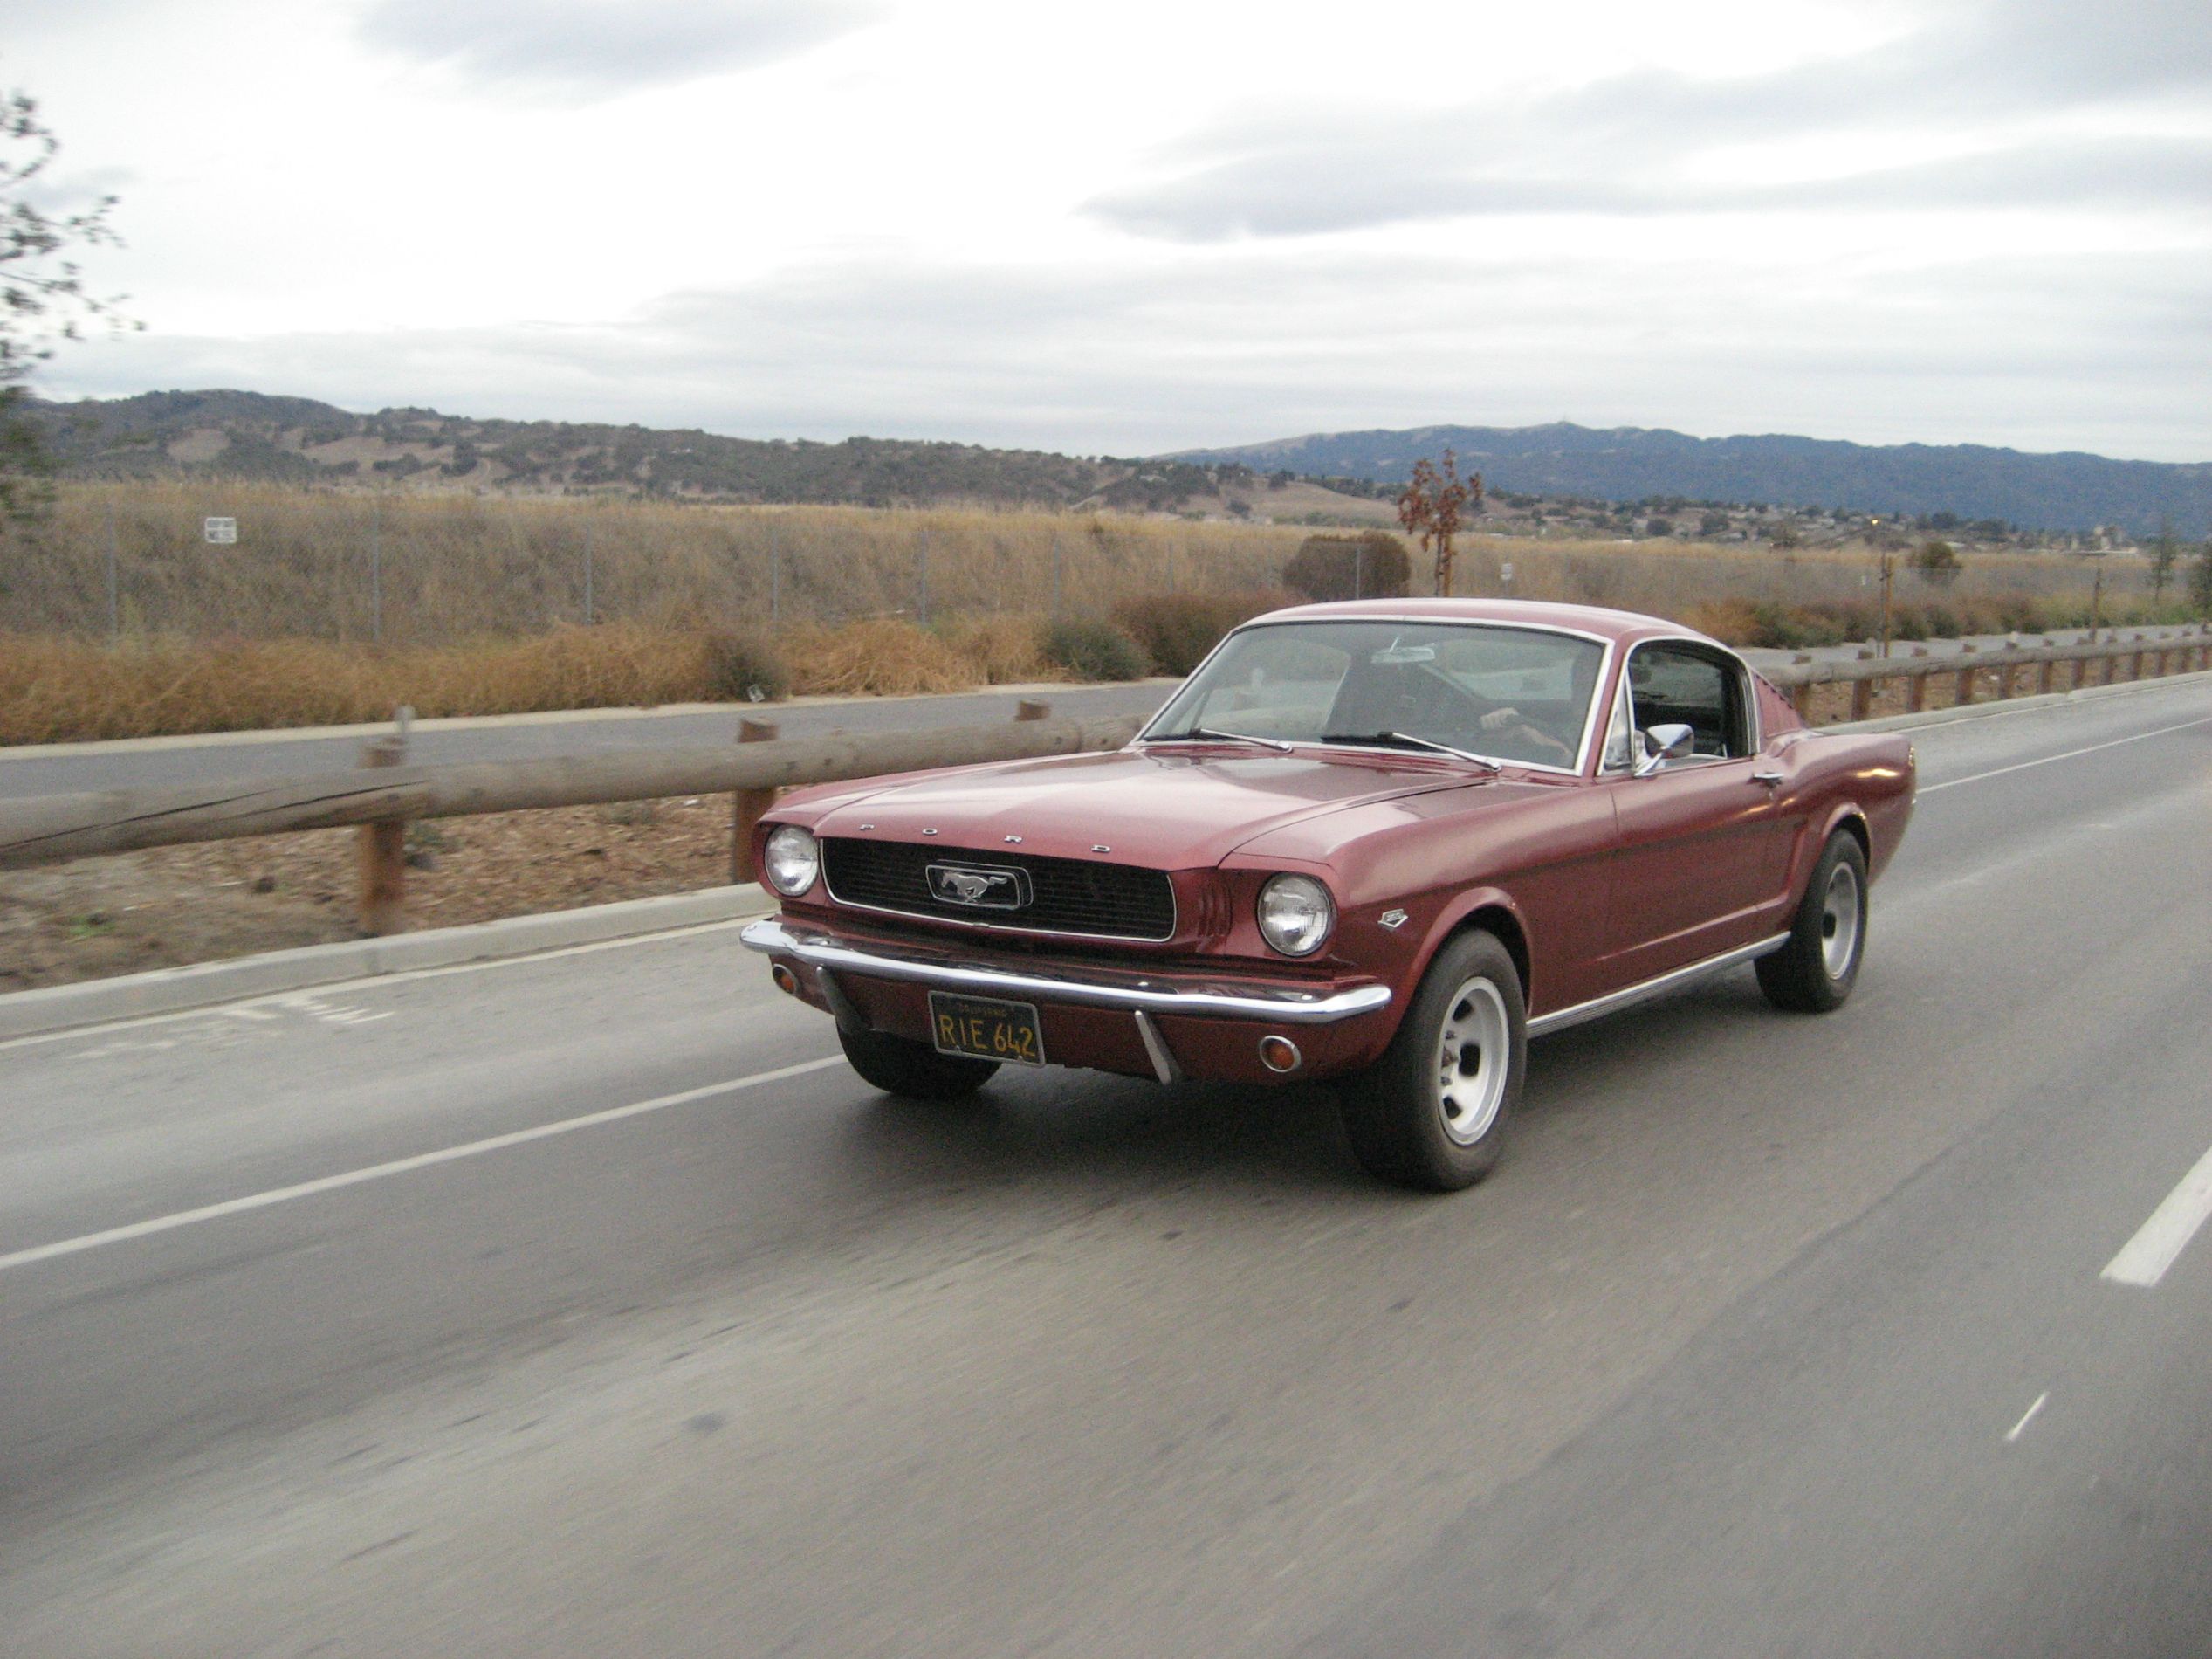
[25,392,2209,535]
[1171,423,2212,536]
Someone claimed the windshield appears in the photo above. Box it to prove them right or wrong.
[1144,620,1606,772]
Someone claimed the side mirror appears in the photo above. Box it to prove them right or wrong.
[1633,723,1695,777]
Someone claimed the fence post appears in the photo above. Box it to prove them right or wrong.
[369,505,384,644]
[918,529,931,627]
[732,718,780,884]
[583,524,595,625]
[1015,699,1050,723]
[356,711,410,936]
[104,501,120,641]
[1954,642,1976,707]
[1849,651,1872,722]
[769,524,781,626]
[1050,534,1062,619]
[1790,654,1813,722]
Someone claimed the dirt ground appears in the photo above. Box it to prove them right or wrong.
[0,664,2119,995]
[0,795,743,994]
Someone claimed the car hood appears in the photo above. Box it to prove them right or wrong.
[803,746,1486,868]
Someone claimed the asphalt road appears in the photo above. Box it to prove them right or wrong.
[1,624,2192,800]
[3,676,2209,1656]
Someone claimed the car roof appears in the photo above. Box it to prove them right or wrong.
[1236,596,1723,650]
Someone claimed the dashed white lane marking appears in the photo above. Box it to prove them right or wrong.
[0,1055,844,1275]
[2102,1139,2212,1289]
[2004,1392,2049,1443]
[1917,715,2212,795]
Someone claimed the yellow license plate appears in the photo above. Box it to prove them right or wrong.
[928,993,1046,1066]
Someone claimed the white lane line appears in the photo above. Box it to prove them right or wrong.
[2102,1140,2212,1289]
[2004,1391,2049,1443]
[0,1055,845,1275]
[1918,715,2212,795]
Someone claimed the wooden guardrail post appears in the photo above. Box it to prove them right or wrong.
[1953,643,1977,707]
[1790,655,1814,721]
[731,718,780,884]
[356,712,410,937]
[1904,647,1928,713]
[2037,641,2057,695]
[1850,651,1872,722]
[1015,699,1051,722]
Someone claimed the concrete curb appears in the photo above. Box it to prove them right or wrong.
[0,884,776,1042]
[1825,666,2212,735]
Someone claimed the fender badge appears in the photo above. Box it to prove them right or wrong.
[1379,908,1410,930]
[1005,835,1023,843]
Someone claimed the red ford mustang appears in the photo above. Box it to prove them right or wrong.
[742,599,1914,1189]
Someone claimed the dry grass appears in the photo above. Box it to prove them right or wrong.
[3,482,2191,744]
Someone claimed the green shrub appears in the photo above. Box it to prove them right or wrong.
[1042,618,1150,681]
[1282,530,1410,602]
[701,628,791,700]
[1112,590,1287,675]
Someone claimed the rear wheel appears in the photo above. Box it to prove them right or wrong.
[838,1025,1000,1099]
[1340,929,1525,1191]
[1756,831,1867,1013]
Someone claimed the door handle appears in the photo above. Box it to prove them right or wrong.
[1750,768,1783,787]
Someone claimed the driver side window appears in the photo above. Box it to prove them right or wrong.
[1622,644,1755,761]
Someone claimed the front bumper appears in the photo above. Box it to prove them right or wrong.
[740,917,1394,1084]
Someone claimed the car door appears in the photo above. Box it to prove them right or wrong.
[1598,641,1785,985]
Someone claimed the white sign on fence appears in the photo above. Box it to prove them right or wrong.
[203,517,237,545]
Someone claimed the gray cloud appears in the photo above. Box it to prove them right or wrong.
[1089,0,2212,241]
[46,243,2212,462]
[356,0,880,97]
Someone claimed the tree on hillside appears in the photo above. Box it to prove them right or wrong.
[2191,539,2212,616]
[3,86,135,519]
[2147,517,2181,599]
[1397,450,1482,595]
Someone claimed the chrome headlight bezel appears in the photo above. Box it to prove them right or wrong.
[762,824,821,897]
[1256,872,1335,958]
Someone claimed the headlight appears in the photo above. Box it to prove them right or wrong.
[1257,873,1334,957]
[762,825,820,897]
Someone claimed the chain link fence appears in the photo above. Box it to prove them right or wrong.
[1,489,1308,645]
[0,485,2164,647]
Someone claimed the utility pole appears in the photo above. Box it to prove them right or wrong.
[1879,549,1894,657]
[582,523,595,625]
[2090,561,2104,643]
[369,504,384,644]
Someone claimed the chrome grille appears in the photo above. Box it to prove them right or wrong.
[821,839,1176,941]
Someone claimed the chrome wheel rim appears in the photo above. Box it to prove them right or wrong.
[1435,977,1509,1146]
[1820,861,1862,980]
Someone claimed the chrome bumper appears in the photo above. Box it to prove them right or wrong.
[740,919,1391,1025]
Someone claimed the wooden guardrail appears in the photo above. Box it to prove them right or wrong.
[0,629,2205,936]
[0,706,1146,933]
[1759,630,2212,724]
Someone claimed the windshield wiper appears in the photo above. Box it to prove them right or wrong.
[1144,726,1295,753]
[1322,730,1501,773]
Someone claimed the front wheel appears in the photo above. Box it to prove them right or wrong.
[838,1025,1000,1099]
[1756,831,1867,1013]
[1340,929,1526,1192]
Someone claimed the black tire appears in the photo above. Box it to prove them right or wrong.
[1756,831,1867,1013]
[838,1024,1000,1099]
[1340,929,1526,1192]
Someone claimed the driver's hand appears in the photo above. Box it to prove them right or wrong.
[1478,706,1522,731]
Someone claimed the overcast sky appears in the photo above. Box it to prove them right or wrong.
[10,0,2209,461]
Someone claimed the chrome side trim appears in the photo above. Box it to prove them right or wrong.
[1132,1010,1185,1084]
[1526,933,1790,1038]
[742,919,1391,1026]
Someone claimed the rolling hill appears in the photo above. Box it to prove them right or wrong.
[1171,423,2212,536]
